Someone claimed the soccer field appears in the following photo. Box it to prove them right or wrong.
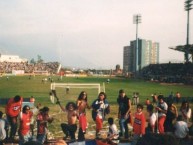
[0,75,192,138]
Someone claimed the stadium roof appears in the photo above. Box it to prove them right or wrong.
[169,44,193,54]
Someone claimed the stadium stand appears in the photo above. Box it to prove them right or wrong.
[140,62,193,85]
[0,62,61,74]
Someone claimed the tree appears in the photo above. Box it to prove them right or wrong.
[30,58,36,64]
[37,55,43,63]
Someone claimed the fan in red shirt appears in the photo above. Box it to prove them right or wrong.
[18,105,33,145]
[132,104,146,145]
[5,95,23,140]
[36,106,53,144]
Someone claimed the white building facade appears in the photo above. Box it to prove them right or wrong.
[0,54,27,62]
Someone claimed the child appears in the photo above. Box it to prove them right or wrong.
[18,105,33,145]
[36,106,53,144]
[92,92,110,138]
[132,104,146,145]
[58,101,78,142]
[107,117,119,140]
[0,111,6,145]
[76,91,90,141]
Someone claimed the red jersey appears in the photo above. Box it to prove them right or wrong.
[5,97,23,117]
[37,112,49,134]
[133,112,146,135]
[19,111,33,135]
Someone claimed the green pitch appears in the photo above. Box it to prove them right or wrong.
[0,75,192,138]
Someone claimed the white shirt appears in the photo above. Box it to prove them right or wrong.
[149,112,157,127]
[0,119,6,141]
[108,124,119,139]
[180,108,192,123]
[174,121,189,139]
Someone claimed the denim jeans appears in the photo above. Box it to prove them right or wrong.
[19,132,32,145]
[119,117,129,138]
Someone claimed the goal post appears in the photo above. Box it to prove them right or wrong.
[50,83,105,103]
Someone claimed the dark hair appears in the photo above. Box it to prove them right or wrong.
[147,104,154,112]
[136,133,179,145]
[23,141,43,145]
[181,100,190,112]
[108,117,114,125]
[158,95,164,100]
[119,89,125,94]
[40,106,49,113]
[14,95,21,102]
[65,102,77,110]
[98,92,107,100]
[177,115,183,121]
[137,104,143,110]
[0,111,3,118]
[22,105,30,113]
[78,91,87,101]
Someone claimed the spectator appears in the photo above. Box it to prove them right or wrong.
[179,101,192,123]
[156,95,168,134]
[76,91,90,141]
[146,104,157,133]
[58,101,78,142]
[18,105,33,145]
[164,102,178,133]
[36,106,53,144]
[5,95,23,140]
[92,92,110,138]
[30,103,41,136]
[174,115,189,140]
[30,96,35,103]
[132,104,146,145]
[117,89,131,139]
[151,93,157,105]
[0,111,6,145]
[107,117,119,140]
[145,98,151,106]
[175,92,181,104]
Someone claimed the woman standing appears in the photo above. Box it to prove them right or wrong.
[179,101,192,123]
[92,92,110,138]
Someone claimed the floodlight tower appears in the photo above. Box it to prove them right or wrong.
[184,0,193,62]
[133,14,141,72]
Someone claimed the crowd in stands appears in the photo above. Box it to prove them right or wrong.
[0,62,60,74]
[140,62,193,84]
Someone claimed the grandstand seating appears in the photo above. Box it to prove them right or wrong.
[0,62,60,74]
[140,62,193,84]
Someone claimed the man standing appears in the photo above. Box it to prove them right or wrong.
[117,89,131,139]
[5,95,23,140]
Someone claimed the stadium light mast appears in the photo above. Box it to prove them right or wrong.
[133,14,141,72]
[184,0,193,62]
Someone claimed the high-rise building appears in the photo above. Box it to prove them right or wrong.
[123,39,159,73]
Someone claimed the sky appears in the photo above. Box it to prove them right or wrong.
[0,0,192,69]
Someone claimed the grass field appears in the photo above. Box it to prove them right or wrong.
[0,75,193,138]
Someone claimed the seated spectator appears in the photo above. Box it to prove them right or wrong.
[174,115,189,139]
[107,117,119,140]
